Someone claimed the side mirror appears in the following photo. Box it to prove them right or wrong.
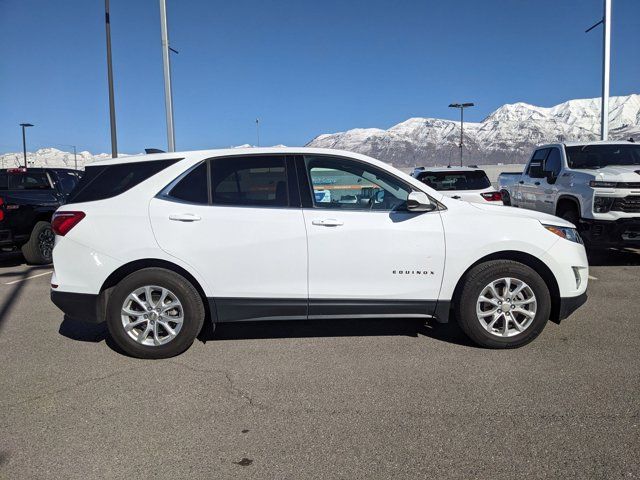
[407,191,436,212]
[546,171,557,184]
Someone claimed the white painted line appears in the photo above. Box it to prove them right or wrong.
[588,275,598,280]
[4,270,53,285]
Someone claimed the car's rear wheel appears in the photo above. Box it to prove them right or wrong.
[501,190,511,206]
[22,221,54,265]
[454,260,551,348]
[106,268,205,359]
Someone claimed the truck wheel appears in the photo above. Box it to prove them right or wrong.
[557,205,591,249]
[21,221,54,265]
[454,260,551,349]
[106,268,205,359]
[557,205,579,226]
[501,190,511,206]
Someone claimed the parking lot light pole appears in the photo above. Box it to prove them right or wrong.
[585,0,612,141]
[104,0,118,158]
[159,0,176,152]
[19,123,34,168]
[58,144,78,170]
[448,103,474,166]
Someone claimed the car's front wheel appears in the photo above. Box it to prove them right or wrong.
[454,260,551,348]
[106,268,205,359]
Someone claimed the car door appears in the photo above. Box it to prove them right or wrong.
[536,147,562,214]
[149,155,309,321]
[518,148,549,210]
[298,155,446,318]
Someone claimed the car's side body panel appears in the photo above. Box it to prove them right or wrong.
[149,198,309,299]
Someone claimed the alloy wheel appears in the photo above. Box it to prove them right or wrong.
[38,227,54,259]
[476,277,537,337]
[121,285,184,346]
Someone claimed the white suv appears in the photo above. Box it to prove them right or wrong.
[412,166,503,204]
[51,148,588,358]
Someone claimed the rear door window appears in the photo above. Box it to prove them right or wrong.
[68,159,179,203]
[210,156,289,207]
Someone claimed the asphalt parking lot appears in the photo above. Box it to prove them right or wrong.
[1,250,639,479]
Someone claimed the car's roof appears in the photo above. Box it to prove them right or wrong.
[0,167,79,172]
[416,166,484,173]
[558,141,636,148]
[87,147,380,167]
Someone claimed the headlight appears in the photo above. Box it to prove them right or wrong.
[589,180,617,188]
[593,196,614,213]
[543,224,583,244]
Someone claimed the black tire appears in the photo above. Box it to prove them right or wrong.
[21,221,54,265]
[557,205,580,226]
[501,190,511,206]
[454,260,551,349]
[557,205,592,249]
[106,268,205,359]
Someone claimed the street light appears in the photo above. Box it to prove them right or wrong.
[58,144,78,170]
[448,103,474,167]
[104,0,118,157]
[19,123,34,168]
[159,0,176,152]
[585,0,612,140]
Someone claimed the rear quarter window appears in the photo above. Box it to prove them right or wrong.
[67,159,179,203]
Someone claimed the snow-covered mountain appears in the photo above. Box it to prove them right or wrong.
[3,95,638,169]
[0,148,118,170]
[306,94,640,166]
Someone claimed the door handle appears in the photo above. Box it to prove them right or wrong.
[169,213,201,222]
[518,181,524,184]
[312,219,344,227]
[451,195,461,199]
[534,181,541,186]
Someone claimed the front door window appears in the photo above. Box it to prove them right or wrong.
[305,156,411,211]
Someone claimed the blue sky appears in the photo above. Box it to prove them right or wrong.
[0,0,638,154]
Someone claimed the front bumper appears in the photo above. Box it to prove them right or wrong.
[555,292,588,322]
[581,218,640,246]
[51,290,103,323]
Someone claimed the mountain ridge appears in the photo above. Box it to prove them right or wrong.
[306,94,640,166]
[2,94,638,169]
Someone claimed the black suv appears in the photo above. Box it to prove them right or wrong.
[0,167,82,264]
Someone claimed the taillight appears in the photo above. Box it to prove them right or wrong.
[52,211,86,236]
[0,197,4,222]
[481,191,502,202]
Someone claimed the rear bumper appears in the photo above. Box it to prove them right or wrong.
[556,292,588,322]
[51,290,103,323]
[581,218,640,246]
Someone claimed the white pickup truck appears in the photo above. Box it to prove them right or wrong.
[498,141,640,247]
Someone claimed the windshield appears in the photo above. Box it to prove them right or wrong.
[418,170,491,191]
[566,144,640,169]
